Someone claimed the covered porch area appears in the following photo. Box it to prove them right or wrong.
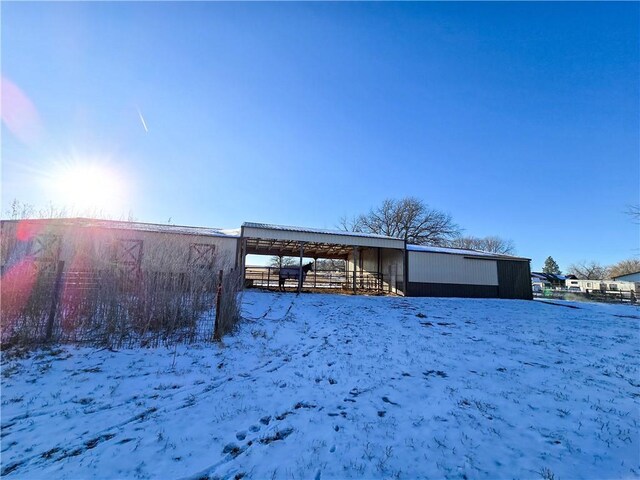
[239,223,405,295]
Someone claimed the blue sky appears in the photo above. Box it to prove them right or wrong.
[2,2,638,271]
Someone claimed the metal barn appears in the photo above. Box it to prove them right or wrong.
[1,218,240,279]
[1,218,533,300]
[406,245,532,299]
[238,223,532,300]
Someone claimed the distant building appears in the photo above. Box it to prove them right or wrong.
[564,278,639,294]
[612,271,640,282]
[531,272,576,290]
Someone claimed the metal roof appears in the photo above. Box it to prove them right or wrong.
[244,237,355,259]
[612,271,640,281]
[242,222,401,241]
[408,244,530,261]
[1,218,240,238]
[242,222,405,258]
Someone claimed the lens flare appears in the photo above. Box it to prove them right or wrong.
[1,76,42,145]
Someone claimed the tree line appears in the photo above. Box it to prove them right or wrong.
[543,256,640,280]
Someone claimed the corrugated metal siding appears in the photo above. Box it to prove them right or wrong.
[242,226,405,249]
[408,251,498,286]
[497,260,532,299]
[0,221,239,273]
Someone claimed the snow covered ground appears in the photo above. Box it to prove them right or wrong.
[1,292,639,479]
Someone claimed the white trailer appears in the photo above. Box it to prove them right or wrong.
[565,278,639,294]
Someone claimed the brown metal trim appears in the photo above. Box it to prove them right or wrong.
[496,260,533,300]
[407,282,499,298]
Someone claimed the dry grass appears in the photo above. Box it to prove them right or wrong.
[215,267,244,339]
[1,232,242,348]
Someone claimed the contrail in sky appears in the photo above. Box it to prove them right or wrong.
[136,107,149,133]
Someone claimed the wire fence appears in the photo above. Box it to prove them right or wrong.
[1,260,241,348]
[533,288,637,304]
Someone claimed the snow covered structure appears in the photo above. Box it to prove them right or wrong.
[612,271,640,282]
[0,218,240,279]
[1,218,532,300]
[239,222,532,299]
[240,222,406,295]
[407,245,532,299]
[530,272,577,290]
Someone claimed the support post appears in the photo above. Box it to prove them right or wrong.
[240,238,247,290]
[403,239,409,296]
[377,248,382,292]
[345,259,349,290]
[267,266,271,290]
[298,243,305,294]
[313,257,317,288]
[214,269,223,340]
[352,247,357,294]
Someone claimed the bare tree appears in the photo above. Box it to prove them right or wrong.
[6,199,36,219]
[608,258,640,278]
[625,204,640,224]
[340,197,460,246]
[338,214,364,233]
[314,258,346,272]
[567,261,610,280]
[4,198,134,221]
[449,235,516,255]
[268,256,299,268]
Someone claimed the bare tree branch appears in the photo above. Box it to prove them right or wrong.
[608,258,640,278]
[625,204,640,224]
[268,256,299,268]
[449,236,516,255]
[340,197,460,246]
[567,261,610,280]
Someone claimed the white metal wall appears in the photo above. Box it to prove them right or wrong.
[344,247,404,294]
[408,251,498,286]
[0,221,239,273]
[381,249,404,294]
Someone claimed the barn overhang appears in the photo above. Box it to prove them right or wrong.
[241,222,405,259]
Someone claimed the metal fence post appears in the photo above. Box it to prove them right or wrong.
[214,269,223,340]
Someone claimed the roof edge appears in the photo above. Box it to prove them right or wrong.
[407,243,530,261]
[0,217,241,238]
[242,222,404,242]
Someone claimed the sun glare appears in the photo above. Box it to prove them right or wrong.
[50,163,126,214]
